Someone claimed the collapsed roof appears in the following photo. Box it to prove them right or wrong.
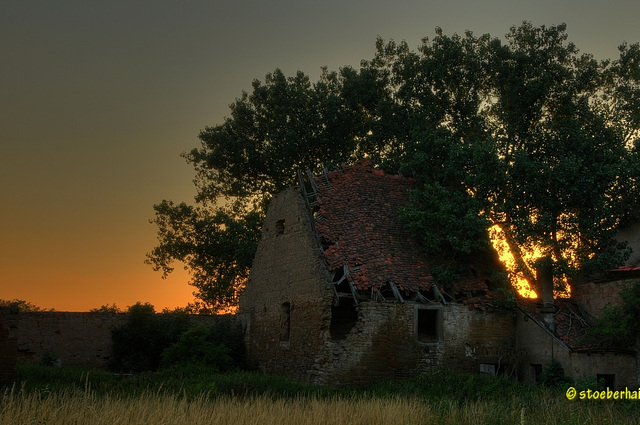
[300,159,501,304]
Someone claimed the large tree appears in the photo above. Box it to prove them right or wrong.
[148,23,640,311]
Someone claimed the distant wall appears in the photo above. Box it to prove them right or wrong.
[14,312,227,368]
[0,306,18,382]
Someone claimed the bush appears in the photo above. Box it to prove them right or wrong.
[109,303,246,373]
[160,324,232,371]
[109,303,191,373]
[539,359,571,388]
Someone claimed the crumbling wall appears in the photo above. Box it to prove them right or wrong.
[238,187,334,382]
[572,280,628,319]
[0,306,18,383]
[241,187,518,386]
[14,312,223,368]
[515,310,637,388]
[310,302,516,386]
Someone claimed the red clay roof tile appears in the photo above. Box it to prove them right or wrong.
[313,160,489,296]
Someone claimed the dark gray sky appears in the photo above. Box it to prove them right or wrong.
[1,0,638,311]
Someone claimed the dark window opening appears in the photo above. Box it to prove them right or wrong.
[378,283,395,300]
[276,219,285,236]
[416,308,441,343]
[330,300,358,340]
[531,364,543,383]
[280,302,290,342]
[597,374,615,390]
[332,268,351,294]
[480,364,497,375]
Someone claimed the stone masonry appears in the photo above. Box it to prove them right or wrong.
[0,306,18,383]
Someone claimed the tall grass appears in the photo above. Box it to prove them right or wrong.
[4,362,640,424]
[3,386,639,425]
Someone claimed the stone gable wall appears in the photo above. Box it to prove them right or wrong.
[238,187,334,381]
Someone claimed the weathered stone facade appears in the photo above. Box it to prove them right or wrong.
[240,162,640,387]
[516,310,638,388]
[239,184,516,386]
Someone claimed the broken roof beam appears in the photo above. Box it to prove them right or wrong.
[389,281,405,304]
[416,291,434,304]
[306,169,320,194]
[432,283,448,305]
[372,287,386,302]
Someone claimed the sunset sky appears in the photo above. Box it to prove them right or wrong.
[2,1,639,311]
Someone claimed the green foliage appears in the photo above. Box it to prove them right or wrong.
[399,183,491,258]
[539,359,571,388]
[109,303,192,373]
[580,279,640,348]
[41,350,60,367]
[0,299,53,312]
[149,22,640,308]
[109,303,246,373]
[492,287,519,318]
[160,325,231,371]
[89,303,122,313]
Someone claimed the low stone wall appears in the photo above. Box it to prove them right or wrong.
[14,312,228,368]
[0,306,18,382]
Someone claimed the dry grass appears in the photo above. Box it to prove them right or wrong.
[2,385,639,425]
[0,388,433,425]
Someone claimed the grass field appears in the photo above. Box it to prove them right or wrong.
[2,362,640,424]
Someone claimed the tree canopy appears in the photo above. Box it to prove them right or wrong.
[147,22,640,312]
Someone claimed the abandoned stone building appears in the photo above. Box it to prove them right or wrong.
[238,160,640,388]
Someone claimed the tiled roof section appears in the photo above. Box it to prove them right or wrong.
[314,160,489,295]
[315,160,431,292]
[607,265,640,273]
[537,298,589,348]
[517,297,633,353]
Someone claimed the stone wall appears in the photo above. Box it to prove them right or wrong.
[516,310,637,388]
[0,306,18,383]
[14,312,224,368]
[238,187,334,382]
[571,280,627,319]
[240,187,517,386]
[311,302,516,386]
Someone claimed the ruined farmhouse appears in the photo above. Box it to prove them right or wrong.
[238,160,640,388]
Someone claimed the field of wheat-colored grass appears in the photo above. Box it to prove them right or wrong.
[4,363,640,425]
[2,386,639,425]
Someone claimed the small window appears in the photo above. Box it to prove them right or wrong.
[415,307,442,343]
[280,302,291,342]
[597,374,615,390]
[480,364,497,375]
[531,364,543,383]
[276,219,285,236]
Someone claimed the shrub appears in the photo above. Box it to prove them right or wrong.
[109,303,246,373]
[160,324,232,371]
[539,359,571,388]
[109,303,191,373]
